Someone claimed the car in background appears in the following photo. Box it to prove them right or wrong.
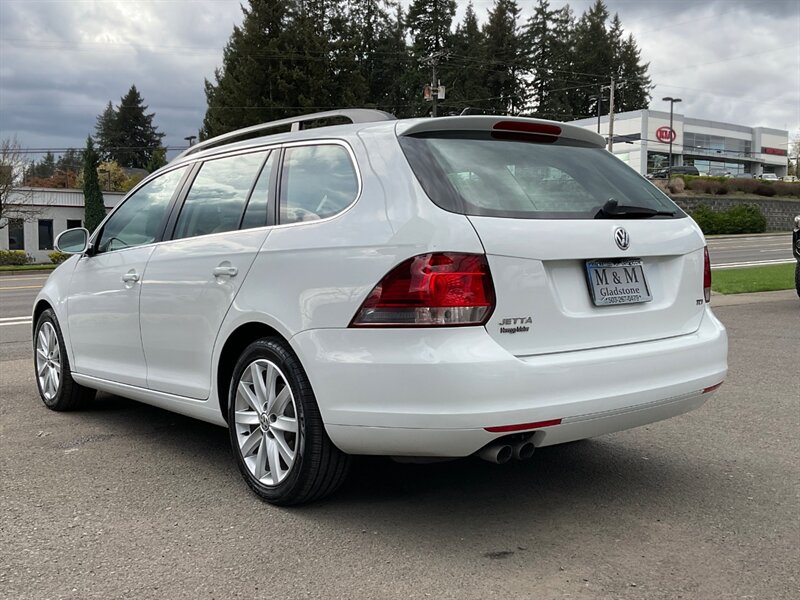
[758,173,779,181]
[648,165,700,179]
[33,109,728,505]
[782,175,797,183]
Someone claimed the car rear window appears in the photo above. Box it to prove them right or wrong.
[399,132,683,219]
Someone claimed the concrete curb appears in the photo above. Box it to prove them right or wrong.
[0,268,56,277]
[711,289,798,307]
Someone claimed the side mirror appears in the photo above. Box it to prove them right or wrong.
[55,227,90,254]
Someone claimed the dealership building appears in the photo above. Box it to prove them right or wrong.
[570,109,789,178]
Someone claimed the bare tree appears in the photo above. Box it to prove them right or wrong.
[1,137,38,229]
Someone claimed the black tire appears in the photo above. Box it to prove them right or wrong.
[795,261,799,298]
[228,337,350,505]
[33,309,96,411]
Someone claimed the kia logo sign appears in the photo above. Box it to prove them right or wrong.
[656,126,676,143]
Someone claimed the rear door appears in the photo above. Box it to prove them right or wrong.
[139,150,276,399]
[399,122,707,357]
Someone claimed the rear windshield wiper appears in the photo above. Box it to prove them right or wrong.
[594,199,676,219]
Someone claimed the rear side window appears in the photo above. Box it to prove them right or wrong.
[279,144,358,224]
[174,152,266,240]
[400,132,682,219]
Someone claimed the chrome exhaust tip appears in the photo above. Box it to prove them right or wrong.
[477,443,513,464]
[512,440,535,460]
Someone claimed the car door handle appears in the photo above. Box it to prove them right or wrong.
[121,271,140,283]
[212,266,238,278]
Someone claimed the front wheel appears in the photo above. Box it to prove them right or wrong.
[34,309,96,410]
[228,338,350,505]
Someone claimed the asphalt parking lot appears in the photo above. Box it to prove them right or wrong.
[1,292,798,599]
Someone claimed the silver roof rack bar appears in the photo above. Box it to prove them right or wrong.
[174,109,396,161]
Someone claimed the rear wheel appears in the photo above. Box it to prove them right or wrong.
[228,338,350,505]
[34,309,96,411]
[795,261,799,298]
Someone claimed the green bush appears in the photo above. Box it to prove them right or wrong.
[48,251,69,264]
[690,204,767,235]
[754,184,776,197]
[0,250,33,265]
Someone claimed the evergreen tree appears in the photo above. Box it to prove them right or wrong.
[568,1,651,119]
[95,101,120,162]
[407,0,456,55]
[82,136,106,233]
[483,0,525,114]
[146,146,167,173]
[407,0,456,116]
[448,2,489,113]
[614,33,651,112]
[56,148,82,176]
[350,1,413,117]
[523,0,577,120]
[114,85,164,169]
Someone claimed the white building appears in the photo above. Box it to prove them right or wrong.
[1,188,124,263]
[570,109,789,178]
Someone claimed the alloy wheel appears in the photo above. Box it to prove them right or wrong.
[35,321,61,401]
[233,359,299,486]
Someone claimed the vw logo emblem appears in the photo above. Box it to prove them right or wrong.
[614,227,630,251]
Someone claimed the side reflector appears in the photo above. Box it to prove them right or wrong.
[485,419,562,433]
[702,382,724,394]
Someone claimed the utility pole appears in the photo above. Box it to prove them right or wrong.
[662,97,682,178]
[423,51,447,117]
[607,77,615,152]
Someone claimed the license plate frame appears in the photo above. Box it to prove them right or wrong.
[585,258,652,306]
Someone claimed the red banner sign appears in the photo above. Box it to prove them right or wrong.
[655,126,676,143]
[761,147,787,156]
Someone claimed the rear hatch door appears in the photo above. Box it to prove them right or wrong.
[398,117,707,356]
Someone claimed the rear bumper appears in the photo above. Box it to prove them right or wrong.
[291,307,727,457]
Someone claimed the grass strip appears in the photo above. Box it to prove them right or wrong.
[0,264,57,273]
[712,263,795,294]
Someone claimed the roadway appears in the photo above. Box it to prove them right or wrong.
[706,232,794,269]
[1,287,797,598]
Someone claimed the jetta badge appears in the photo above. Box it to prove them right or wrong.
[614,227,630,251]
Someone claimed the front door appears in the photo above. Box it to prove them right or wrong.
[67,166,189,386]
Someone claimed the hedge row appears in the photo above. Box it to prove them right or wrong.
[679,176,800,198]
[691,204,767,235]
[0,250,33,266]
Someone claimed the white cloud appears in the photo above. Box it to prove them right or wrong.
[1,0,797,157]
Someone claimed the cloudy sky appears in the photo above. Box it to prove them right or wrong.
[1,0,798,159]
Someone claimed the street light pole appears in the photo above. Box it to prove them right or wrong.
[662,96,682,178]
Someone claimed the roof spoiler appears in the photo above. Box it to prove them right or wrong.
[174,109,396,162]
[396,115,606,148]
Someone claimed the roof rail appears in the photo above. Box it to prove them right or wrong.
[174,109,396,161]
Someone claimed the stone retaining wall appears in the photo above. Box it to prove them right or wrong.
[671,197,800,232]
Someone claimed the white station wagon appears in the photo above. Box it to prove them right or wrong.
[34,110,728,504]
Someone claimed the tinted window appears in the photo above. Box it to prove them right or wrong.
[240,152,275,230]
[96,167,187,253]
[400,133,682,219]
[66,219,82,230]
[8,219,24,250]
[38,220,53,250]
[280,145,358,224]
[174,152,266,240]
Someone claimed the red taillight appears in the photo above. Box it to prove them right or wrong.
[703,246,712,303]
[350,253,495,327]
